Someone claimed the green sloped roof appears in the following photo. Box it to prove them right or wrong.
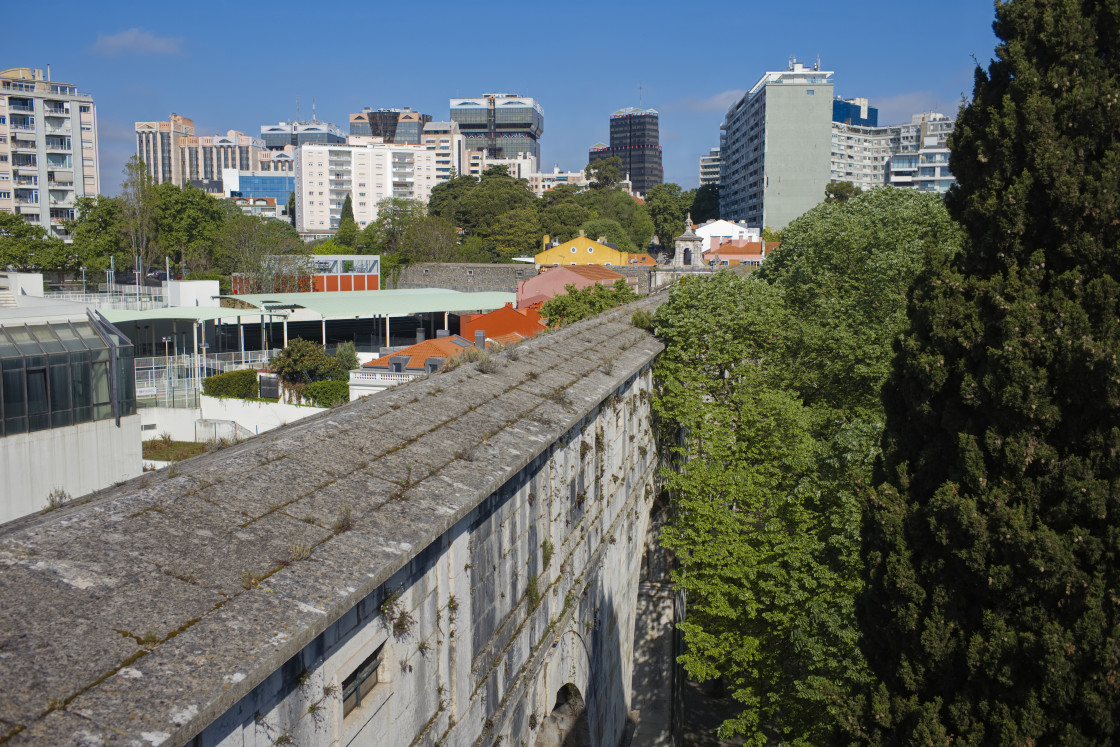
[218,289,515,318]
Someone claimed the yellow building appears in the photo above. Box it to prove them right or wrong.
[535,235,632,267]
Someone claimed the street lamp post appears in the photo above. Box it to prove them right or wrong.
[80,266,86,293]
[163,336,173,405]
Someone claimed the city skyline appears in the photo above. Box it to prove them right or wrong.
[6,0,999,196]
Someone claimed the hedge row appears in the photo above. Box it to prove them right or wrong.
[304,380,349,408]
[202,368,258,399]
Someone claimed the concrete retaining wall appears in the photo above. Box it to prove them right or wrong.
[0,415,142,523]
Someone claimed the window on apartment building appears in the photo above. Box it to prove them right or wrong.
[0,192,10,199]
[79,105,90,113]
[806,90,815,95]
[0,116,6,124]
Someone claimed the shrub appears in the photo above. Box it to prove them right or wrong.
[304,380,350,408]
[631,309,654,331]
[202,368,258,399]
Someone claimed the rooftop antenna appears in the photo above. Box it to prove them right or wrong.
[296,97,300,122]
[815,54,821,71]
[312,98,317,122]
[638,82,643,108]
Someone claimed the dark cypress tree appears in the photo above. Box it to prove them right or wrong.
[860,1,1120,743]
[336,193,359,248]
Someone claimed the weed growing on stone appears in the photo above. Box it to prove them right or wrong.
[241,571,264,589]
[526,574,541,609]
[44,487,71,512]
[166,461,180,478]
[541,538,553,569]
[289,541,312,561]
[332,504,354,534]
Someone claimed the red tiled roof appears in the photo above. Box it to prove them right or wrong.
[363,335,482,371]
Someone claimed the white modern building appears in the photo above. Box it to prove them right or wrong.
[694,219,761,247]
[0,67,100,242]
[719,58,835,229]
[0,272,141,523]
[135,114,268,188]
[699,147,720,187]
[887,112,956,194]
[294,142,442,232]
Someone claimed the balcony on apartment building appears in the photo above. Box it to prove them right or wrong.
[8,102,34,114]
[11,138,37,152]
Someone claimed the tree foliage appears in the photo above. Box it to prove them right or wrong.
[860,2,1120,743]
[824,181,862,203]
[539,279,638,327]
[644,183,690,249]
[690,183,720,223]
[335,193,359,248]
[655,188,961,743]
[0,213,68,271]
[585,156,622,190]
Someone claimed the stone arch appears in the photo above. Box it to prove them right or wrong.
[535,683,592,747]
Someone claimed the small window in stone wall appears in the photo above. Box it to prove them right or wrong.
[342,643,384,717]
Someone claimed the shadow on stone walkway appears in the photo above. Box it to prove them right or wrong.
[680,680,746,747]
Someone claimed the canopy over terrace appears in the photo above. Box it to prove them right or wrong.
[99,306,274,358]
[219,288,517,350]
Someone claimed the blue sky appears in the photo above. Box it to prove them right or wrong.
[9,0,1000,195]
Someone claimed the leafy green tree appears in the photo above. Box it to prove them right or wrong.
[0,213,67,271]
[540,201,590,244]
[154,182,224,274]
[216,213,305,292]
[66,196,127,276]
[824,181,862,203]
[691,183,720,223]
[269,338,344,402]
[585,156,622,190]
[120,155,159,276]
[367,198,425,257]
[335,193,359,248]
[539,279,637,327]
[332,341,359,373]
[458,170,537,237]
[427,174,478,229]
[486,207,542,260]
[286,191,296,227]
[400,215,461,263]
[761,226,782,243]
[860,2,1120,743]
[654,188,961,743]
[578,218,634,252]
[577,187,653,249]
[645,183,692,248]
[540,183,583,209]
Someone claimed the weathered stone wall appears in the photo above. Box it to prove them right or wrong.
[0,297,665,747]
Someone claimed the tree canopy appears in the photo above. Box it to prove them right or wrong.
[654,188,961,743]
[859,1,1120,743]
[539,279,638,328]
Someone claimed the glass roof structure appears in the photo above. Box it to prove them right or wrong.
[0,314,136,437]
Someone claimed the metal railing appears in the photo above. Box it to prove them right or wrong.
[135,350,273,409]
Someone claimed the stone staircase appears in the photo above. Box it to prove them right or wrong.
[0,278,16,308]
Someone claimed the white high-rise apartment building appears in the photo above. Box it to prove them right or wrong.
[719,59,834,229]
[295,142,441,232]
[0,67,99,242]
[887,112,956,194]
[135,114,267,187]
[699,147,721,186]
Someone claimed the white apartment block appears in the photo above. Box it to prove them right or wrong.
[699,147,720,186]
[0,67,99,242]
[887,112,956,194]
[136,115,268,187]
[420,121,467,179]
[526,165,589,198]
[295,142,441,232]
[135,114,193,186]
[719,59,835,229]
[830,123,893,190]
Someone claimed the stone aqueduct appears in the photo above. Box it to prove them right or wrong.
[0,297,676,746]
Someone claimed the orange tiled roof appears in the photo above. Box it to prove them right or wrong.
[363,335,482,371]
